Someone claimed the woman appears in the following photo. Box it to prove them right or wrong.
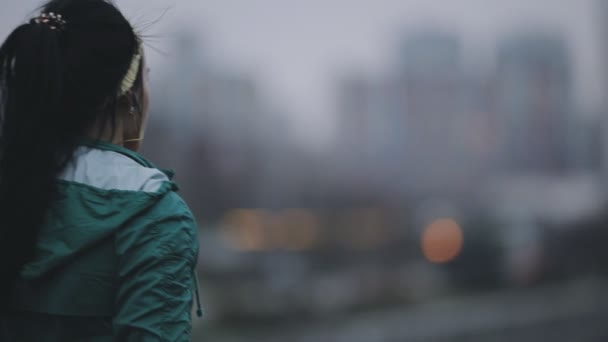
[0,0,202,340]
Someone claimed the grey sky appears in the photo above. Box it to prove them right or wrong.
[1,0,603,144]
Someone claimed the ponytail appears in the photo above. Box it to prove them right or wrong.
[0,22,68,308]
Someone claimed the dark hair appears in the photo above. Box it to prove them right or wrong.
[0,0,142,309]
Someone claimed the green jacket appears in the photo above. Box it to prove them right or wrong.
[1,141,202,341]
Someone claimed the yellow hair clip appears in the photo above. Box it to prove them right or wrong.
[119,37,143,95]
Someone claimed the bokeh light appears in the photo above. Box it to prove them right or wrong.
[221,209,268,251]
[221,208,321,251]
[421,218,464,264]
[281,209,321,251]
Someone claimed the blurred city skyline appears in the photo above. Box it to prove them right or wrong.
[0,0,604,148]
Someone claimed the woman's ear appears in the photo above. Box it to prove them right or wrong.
[114,92,131,115]
[126,89,143,116]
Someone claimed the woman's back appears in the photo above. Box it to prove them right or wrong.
[0,0,202,339]
[2,142,200,341]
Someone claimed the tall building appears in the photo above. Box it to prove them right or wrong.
[598,0,608,181]
[398,31,461,78]
[335,30,495,197]
[334,74,400,194]
[495,33,573,173]
[394,31,474,193]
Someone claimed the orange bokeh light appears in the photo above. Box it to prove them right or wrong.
[221,209,268,251]
[221,208,321,252]
[421,218,464,264]
[281,209,321,251]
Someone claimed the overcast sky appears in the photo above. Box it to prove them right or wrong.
[1,0,605,145]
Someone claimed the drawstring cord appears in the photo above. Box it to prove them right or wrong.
[193,270,203,318]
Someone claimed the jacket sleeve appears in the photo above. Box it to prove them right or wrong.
[113,192,199,341]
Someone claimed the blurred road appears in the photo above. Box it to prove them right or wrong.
[197,276,608,342]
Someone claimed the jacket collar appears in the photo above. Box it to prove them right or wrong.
[80,139,175,180]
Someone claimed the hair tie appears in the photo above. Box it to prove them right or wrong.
[30,12,67,31]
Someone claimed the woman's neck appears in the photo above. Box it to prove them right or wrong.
[86,116,125,147]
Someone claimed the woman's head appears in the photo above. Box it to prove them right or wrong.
[2,0,149,145]
[0,0,148,308]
